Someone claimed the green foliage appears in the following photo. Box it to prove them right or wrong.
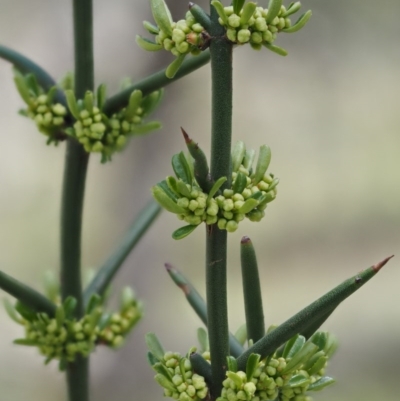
[5,285,142,368]
[65,87,162,162]
[152,135,278,238]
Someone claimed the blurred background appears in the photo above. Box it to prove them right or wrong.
[0,0,399,400]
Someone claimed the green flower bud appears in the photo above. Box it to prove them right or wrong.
[227,28,237,42]
[172,29,186,44]
[218,218,227,230]
[226,220,238,232]
[251,32,263,44]
[192,23,204,33]
[255,17,267,31]
[237,29,251,43]
[228,14,241,28]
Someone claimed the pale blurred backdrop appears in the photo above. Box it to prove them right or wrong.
[0,0,399,400]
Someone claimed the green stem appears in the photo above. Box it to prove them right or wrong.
[103,51,210,115]
[0,269,56,316]
[165,263,244,357]
[236,256,393,371]
[206,3,233,397]
[240,236,265,343]
[61,0,94,400]
[83,200,161,306]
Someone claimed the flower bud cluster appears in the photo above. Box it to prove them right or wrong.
[13,70,67,144]
[66,88,161,162]
[152,142,278,239]
[218,332,337,401]
[151,351,209,401]
[136,0,209,78]
[6,286,142,367]
[211,0,312,54]
[154,12,206,57]
[98,288,143,348]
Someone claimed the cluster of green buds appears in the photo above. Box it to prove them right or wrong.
[65,85,162,162]
[137,0,210,78]
[151,129,278,239]
[4,286,142,369]
[146,333,209,401]
[211,0,312,55]
[218,331,337,401]
[98,287,143,348]
[13,69,67,144]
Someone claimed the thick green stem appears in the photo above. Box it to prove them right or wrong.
[61,0,93,400]
[206,4,233,398]
[83,200,161,306]
[103,51,210,116]
[0,269,56,316]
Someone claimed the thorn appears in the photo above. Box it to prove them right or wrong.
[241,236,251,244]
[180,127,191,143]
[164,262,173,272]
[188,2,195,9]
[372,255,394,272]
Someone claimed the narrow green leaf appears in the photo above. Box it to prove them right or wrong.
[143,21,160,34]
[286,335,305,358]
[238,198,259,214]
[176,179,192,197]
[281,342,318,374]
[150,0,173,36]
[179,357,187,378]
[206,176,227,203]
[145,332,165,360]
[125,90,143,121]
[227,356,238,372]
[181,128,210,192]
[211,1,229,25]
[166,54,187,79]
[13,74,34,106]
[3,299,23,324]
[310,332,327,351]
[263,43,288,56]
[234,324,247,346]
[252,145,271,184]
[65,90,80,119]
[233,0,246,15]
[240,2,257,26]
[246,353,261,381]
[172,152,193,185]
[55,305,65,328]
[172,225,198,240]
[287,374,310,388]
[232,172,247,194]
[152,363,174,380]
[281,1,301,17]
[266,0,282,24]
[136,35,163,52]
[197,327,209,352]
[14,301,36,322]
[227,371,244,389]
[97,84,107,110]
[307,355,327,376]
[243,148,255,171]
[85,293,102,314]
[282,11,312,33]
[141,89,164,117]
[308,376,335,391]
[232,141,246,172]
[131,121,162,134]
[152,185,186,214]
[147,351,160,366]
[303,350,325,371]
[155,374,176,392]
[14,338,39,346]
[84,91,94,113]
[63,296,77,318]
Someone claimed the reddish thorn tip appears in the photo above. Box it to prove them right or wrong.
[189,2,194,9]
[373,255,394,272]
[164,263,173,271]
[180,127,190,143]
[241,236,251,244]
